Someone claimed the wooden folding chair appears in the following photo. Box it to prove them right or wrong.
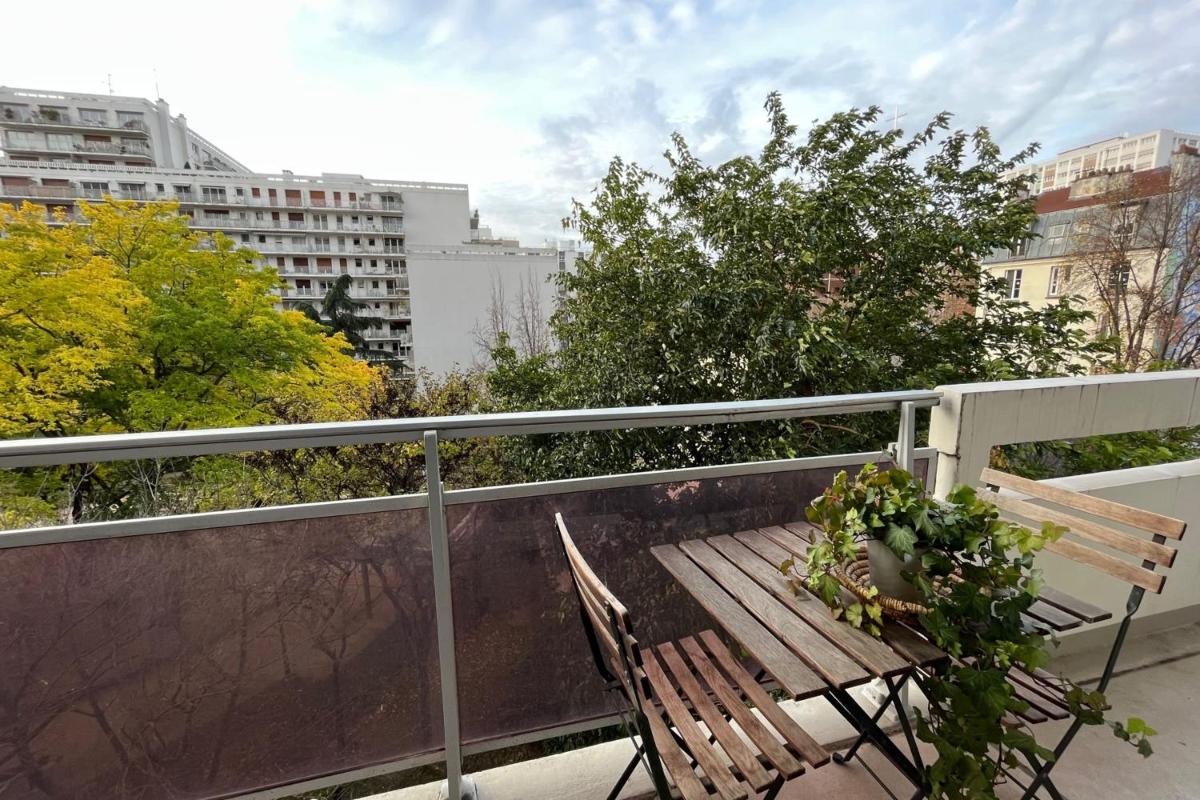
[980,468,1188,800]
[555,512,830,800]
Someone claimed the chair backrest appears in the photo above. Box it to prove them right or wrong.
[555,512,652,705]
[981,468,1187,595]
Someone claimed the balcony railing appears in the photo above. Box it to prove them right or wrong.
[0,110,150,134]
[0,388,943,800]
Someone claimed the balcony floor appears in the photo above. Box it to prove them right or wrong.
[778,624,1200,799]
[377,621,1200,800]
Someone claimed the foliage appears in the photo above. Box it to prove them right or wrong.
[0,199,376,522]
[295,272,382,355]
[996,426,1200,481]
[790,464,1153,799]
[490,96,1105,481]
[228,368,515,506]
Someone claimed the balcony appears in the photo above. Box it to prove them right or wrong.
[0,110,151,135]
[0,373,1196,800]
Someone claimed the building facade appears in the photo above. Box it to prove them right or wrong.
[0,86,564,375]
[1003,128,1200,195]
[982,151,1198,363]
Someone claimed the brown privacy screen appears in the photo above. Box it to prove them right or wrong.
[447,458,928,746]
[0,457,927,799]
[0,508,439,800]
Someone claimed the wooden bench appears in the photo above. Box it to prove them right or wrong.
[556,512,830,800]
[980,468,1187,800]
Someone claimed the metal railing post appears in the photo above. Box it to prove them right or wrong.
[891,401,918,715]
[424,431,472,800]
[894,400,916,474]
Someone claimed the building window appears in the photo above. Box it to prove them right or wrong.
[1009,237,1029,258]
[1004,269,1023,299]
[202,186,227,202]
[1047,223,1069,239]
[1108,263,1131,292]
[1048,265,1065,297]
[80,181,108,199]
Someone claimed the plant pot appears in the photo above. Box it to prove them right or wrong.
[867,538,926,604]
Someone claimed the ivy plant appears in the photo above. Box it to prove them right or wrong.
[787,464,1155,799]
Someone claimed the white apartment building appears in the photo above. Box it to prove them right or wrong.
[1004,128,1200,195]
[0,86,565,375]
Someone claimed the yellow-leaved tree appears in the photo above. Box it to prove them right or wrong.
[0,200,378,524]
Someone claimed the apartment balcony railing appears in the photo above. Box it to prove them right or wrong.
[0,388,949,800]
[76,141,152,156]
[0,110,150,134]
[0,184,78,199]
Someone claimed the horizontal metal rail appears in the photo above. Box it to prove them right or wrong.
[0,389,940,468]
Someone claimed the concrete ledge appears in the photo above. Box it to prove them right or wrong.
[369,685,913,800]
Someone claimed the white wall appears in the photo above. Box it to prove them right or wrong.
[408,247,560,374]
[1039,462,1200,635]
[400,187,471,246]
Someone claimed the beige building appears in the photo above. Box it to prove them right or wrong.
[979,165,1176,335]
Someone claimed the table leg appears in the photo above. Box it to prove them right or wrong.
[827,685,928,791]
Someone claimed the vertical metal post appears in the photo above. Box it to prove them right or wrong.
[895,400,916,474]
[895,401,918,715]
[425,431,470,800]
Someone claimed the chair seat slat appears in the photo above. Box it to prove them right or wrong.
[643,650,749,800]
[656,642,775,791]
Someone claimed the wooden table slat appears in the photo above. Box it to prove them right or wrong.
[716,533,911,678]
[678,539,869,688]
[758,525,811,555]
[734,529,944,668]
[651,545,828,699]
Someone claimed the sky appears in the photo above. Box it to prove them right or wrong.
[2,0,1199,244]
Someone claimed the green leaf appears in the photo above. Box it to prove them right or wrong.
[884,522,918,556]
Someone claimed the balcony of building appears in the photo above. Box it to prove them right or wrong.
[0,372,1197,800]
[0,108,151,136]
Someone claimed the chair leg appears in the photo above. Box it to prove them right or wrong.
[762,774,785,800]
[634,711,676,800]
[606,748,644,800]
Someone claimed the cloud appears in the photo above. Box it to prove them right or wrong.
[1,0,1197,244]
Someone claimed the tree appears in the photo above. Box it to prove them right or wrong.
[235,368,513,506]
[473,269,556,364]
[489,97,1104,480]
[295,273,383,356]
[1064,152,1200,370]
[0,200,377,522]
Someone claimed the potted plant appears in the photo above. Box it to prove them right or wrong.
[787,463,1155,799]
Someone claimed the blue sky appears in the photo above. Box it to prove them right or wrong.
[3,0,1199,243]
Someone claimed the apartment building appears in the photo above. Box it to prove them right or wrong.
[0,86,561,374]
[1003,128,1200,195]
[981,147,1200,359]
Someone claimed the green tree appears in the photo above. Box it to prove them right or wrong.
[490,97,1105,479]
[0,200,377,522]
[296,272,383,355]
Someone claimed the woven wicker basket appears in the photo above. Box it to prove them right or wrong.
[833,545,930,621]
